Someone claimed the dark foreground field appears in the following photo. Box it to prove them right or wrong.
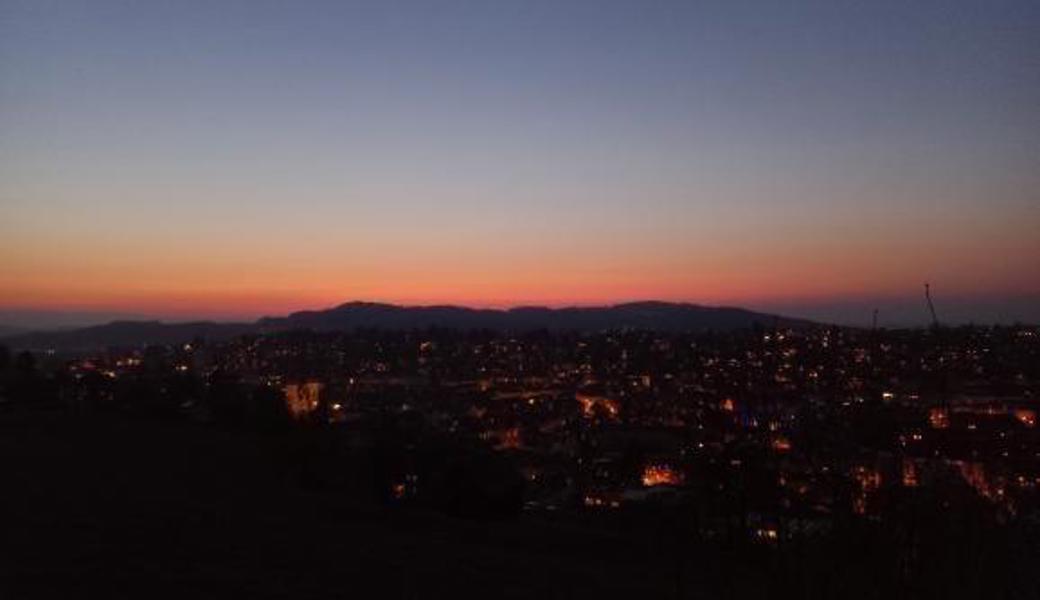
[4,409,1038,599]
[0,410,681,599]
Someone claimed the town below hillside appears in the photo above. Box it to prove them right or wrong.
[2,324,1039,598]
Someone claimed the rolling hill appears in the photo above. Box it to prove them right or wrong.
[2,301,816,351]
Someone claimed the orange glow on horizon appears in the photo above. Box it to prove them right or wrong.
[2,240,1036,319]
[1,284,1035,321]
[3,199,1037,320]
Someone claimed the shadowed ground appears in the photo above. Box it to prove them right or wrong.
[0,410,679,599]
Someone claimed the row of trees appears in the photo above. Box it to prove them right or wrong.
[0,346,60,406]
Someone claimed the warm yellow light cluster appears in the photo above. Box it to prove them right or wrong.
[283,381,324,419]
[1014,409,1036,428]
[929,407,950,429]
[576,394,620,420]
[642,464,684,487]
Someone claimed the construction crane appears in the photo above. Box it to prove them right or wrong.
[924,283,948,412]
[924,283,939,329]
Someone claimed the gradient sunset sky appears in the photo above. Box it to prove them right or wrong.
[2,0,1038,326]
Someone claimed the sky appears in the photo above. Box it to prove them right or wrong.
[1,0,1038,327]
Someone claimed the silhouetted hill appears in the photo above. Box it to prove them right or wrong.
[0,325,29,338]
[257,301,812,333]
[3,320,253,352]
[3,302,816,351]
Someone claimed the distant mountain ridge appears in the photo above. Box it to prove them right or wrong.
[2,321,255,352]
[2,301,816,351]
[258,301,811,332]
[0,325,29,338]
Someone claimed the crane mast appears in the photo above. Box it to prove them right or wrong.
[924,283,939,329]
